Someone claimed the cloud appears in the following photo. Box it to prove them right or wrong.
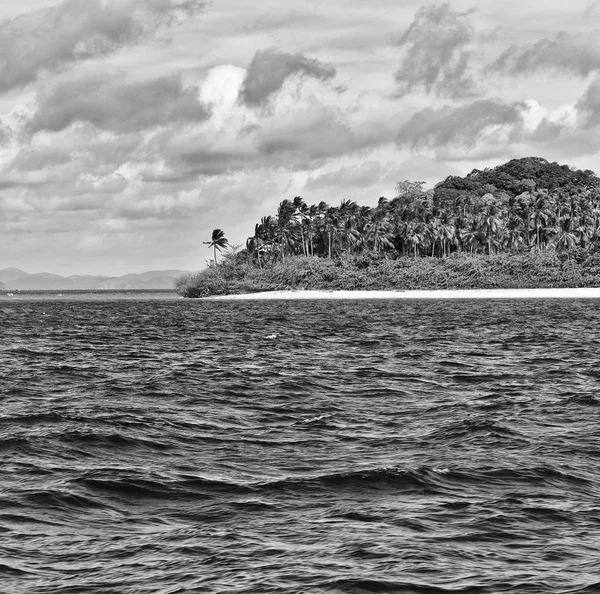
[238,47,336,108]
[396,99,525,150]
[305,161,389,191]
[0,119,13,145]
[28,71,210,133]
[585,1,600,16]
[394,3,478,99]
[305,156,461,194]
[576,75,600,129]
[153,88,392,180]
[11,146,72,171]
[0,0,205,93]
[490,32,600,78]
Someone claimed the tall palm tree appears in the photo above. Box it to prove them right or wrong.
[555,216,577,251]
[293,196,309,256]
[246,216,275,268]
[204,228,229,265]
[276,199,297,263]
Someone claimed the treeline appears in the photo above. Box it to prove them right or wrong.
[244,157,600,264]
[177,157,600,296]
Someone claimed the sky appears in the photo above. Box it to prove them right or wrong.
[1,0,600,275]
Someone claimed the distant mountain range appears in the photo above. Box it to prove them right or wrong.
[0,268,190,290]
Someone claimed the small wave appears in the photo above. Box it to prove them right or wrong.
[332,509,383,523]
[0,412,65,426]
[259,466,432,493]
[320,577,483,593]
[562,394,600,406]
[295,413,333,427]
[451,372,512,384]
[0,563,33,576]
[8,346,57,357]
[21,489,113,511]
[427,418,522,441]
[434,465,592,490]
[75,477,181,499]
[60,430,171,451]
[0,437,30,452]
[76,473,254,499]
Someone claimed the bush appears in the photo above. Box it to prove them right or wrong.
[175,251,600,297]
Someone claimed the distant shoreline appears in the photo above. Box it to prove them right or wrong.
[2,289,177,294]
[0,289,179,301]
[206,288,600,300]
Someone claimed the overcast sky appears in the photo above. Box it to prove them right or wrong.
[1,0,600,275]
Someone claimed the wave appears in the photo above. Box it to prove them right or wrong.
[562,394,600,406]
[20,489,115,511]
[0,437,30,452]
[59,430,172,451]
[256,466,441,494]
[426,418,524,441]
[320,577,486,593]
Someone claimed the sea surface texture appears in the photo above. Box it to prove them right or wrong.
[1,297,600,593]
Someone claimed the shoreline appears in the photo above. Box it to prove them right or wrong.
[207,287,600,300]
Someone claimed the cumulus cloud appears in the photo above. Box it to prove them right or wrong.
[238,47,336,108]
[585,1,600,16]
[396,99,525,150]
[0,120,13,146]
[576,76,600,129]
[11,146,72,171]
[0,0,205,93]
[28,71,210,133]
[394,3,478,99]
[490,32,600,78]
[153,92,391,180]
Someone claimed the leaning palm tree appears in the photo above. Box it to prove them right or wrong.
[204,228,229,265]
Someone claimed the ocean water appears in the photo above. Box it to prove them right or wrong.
[1,296,600,593]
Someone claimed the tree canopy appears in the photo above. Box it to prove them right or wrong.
[239,157,600,265]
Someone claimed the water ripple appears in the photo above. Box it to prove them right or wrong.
[1,297,600,593]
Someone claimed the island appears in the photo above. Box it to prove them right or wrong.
[176,157,600,298]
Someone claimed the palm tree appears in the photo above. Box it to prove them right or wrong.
[293,196,309,256]
[246,217,275,268]
[480,206,502,255]
[276,199,297,263]
[204,228,229,265]
[555,216,577,251]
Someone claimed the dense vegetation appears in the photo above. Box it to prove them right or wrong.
[177,157,600,297]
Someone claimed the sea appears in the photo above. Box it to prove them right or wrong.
[1,293,599,594]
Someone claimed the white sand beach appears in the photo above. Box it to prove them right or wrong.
[208,288,600,300]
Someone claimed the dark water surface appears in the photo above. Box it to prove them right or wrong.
[1,297,600,593]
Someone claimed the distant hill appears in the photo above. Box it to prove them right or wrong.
[0,269,190,290]
[0,268,29,283]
